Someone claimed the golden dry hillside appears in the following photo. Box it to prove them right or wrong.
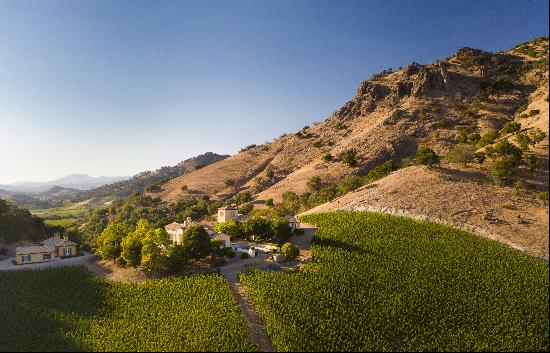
[156,37,548,208]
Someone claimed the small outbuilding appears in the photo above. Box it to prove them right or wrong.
[15,235,78,265]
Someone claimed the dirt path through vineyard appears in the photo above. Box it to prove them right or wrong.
[222,265,275,352]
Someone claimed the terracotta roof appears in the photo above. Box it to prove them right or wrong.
[43,236,78,247]
[164,222,186,231]
[16,245,55,255]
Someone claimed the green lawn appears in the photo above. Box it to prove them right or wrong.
[241,211,549,351]
[0,267,255,352]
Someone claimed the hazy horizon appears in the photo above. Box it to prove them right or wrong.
[1,0,548,184]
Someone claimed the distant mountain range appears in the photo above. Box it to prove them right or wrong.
[0,174,129,194]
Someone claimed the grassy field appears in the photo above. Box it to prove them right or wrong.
[0,267,255,352]
[241,211,549,351]
[30,207,89,229]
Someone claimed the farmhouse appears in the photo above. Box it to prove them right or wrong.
[164,218,231,248]
[15,235,78,265]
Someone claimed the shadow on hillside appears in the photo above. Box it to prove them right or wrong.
[0,266,107,351]
[435,166,492,184]
[518,154,549,192]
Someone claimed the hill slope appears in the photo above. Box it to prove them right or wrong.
[158,38,548,203]
[155,37,548,258]
[74,152,229,203]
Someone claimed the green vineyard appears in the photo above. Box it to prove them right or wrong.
[241,211,549,351]
[0,267,255,352]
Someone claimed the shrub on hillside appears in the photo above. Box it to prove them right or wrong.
[493,140,523,164]
[342,150,357,167]
[414,147,440,166]
[366,160,398,182]
[306,176,323,192]
[528,128,547,144]
[500,122,521,135]
[524,155,542,173]
[239,144,257,152]
[538,192,549,206]
[515,133,531,151]
[473,151,487,165]
[491,159,515,184]
[446,144,476,164]
[477,130,498,148]
[323,153,333,162]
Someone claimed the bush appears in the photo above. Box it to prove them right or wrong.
[180,185,189,192]
[528,128,547,144]
[516,104,528,114]
[415,147,440,166]
[366,160,398,182]
[493,140,523,164]
[265,166,274,179]
[446,144,476,164]
[225,248,236,257]
[306,176,323,192]
[239,144,257,152]
[527,109,540,117]
[338,175,366,193]
[500,122,521,135]
[323,153,333,162]
[281,243,300,260]
[240,252,249,259]
[477,130,498,148]
[342,150,357,167]
[491,159,515,184]
[515,133,532,150]
[224,179,236,187]
[265,198,274,207]
[473,151,487,165]
[524,155,542,173]
[458,128,470,143]
[538,192,549,206]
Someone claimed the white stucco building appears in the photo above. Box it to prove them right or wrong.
[164,218,231,248]
[217,205,239,223]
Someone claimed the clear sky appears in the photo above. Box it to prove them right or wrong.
[0,0,548,183]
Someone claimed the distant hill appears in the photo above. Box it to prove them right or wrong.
[1,174,129,193]
[72,152,229,203]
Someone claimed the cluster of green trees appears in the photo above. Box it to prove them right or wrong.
[259,160,400,215]
[447,123,547,184]
[96,219,220,271]
[80,193,222,251]
[213,216,293,244]
[0,198,51,243]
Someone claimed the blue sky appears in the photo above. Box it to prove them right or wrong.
[0,0,548,183]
